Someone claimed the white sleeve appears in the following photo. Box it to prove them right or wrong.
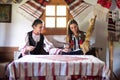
[20,34,29,56]
[44,36,62,55]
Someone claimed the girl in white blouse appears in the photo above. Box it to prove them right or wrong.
[19,19,63,57]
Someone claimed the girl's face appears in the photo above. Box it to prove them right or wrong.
[33,23,44,34]
[69,23,78,34]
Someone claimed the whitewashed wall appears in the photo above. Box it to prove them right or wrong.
[0,0,119,61]
[0,0,106,61]
[0,0,32,47]
[0,0,120,78]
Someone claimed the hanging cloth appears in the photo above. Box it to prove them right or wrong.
[108,11,116,41]
[116,0,120,8]
[107,10,120,42]
[94,0,112,21]
[97,0,112,8]
[18,0,49,21]
[65,0,93,26]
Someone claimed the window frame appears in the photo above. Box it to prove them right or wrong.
[45,5,67,28]
[40,0,73,35]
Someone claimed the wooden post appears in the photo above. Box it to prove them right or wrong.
[108,40,113,80]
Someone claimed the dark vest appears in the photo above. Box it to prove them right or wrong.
[28,31,48,55]
[70,31,86,51]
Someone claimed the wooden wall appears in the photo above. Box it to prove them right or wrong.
[0,47,18,62]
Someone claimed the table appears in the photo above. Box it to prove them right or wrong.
[7,55,110,80]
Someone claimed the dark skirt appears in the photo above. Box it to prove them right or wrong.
[61,48,96,56]
[61,49,84,55]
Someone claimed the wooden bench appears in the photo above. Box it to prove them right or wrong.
[0,47,18,79]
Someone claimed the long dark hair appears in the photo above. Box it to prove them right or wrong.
[66,19,79,42]
[66,19,86,43]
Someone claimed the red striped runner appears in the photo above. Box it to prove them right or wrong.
[19,0,49,20]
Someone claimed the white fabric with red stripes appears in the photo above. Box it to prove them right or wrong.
[7,55,110,80]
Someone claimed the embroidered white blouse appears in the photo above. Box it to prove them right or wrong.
[20,32,62,55]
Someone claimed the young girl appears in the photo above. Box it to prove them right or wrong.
[62,19,86,55]
[62,15,97,55]
[20,19,63,57]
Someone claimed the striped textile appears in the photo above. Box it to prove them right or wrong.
[65,0,92,25]
[108,11,120,42]
[18,0,49,21]
[7,55,110,80]
[115,19,120,42]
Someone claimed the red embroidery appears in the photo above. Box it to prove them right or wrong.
[97,0,112,9]
[37,0,49,6]
[79,40,83,44]
[116,0,120,8]
[70,40,74,45]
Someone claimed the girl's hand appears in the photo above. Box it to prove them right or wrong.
[62,48,71,53]
[26,46,35,51]
[62,43,71,53]
[64,43,70,49]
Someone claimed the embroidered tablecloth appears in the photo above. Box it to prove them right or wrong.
[7,55,110,80]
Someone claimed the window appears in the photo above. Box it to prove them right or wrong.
[45,5,67,28]
[40,0,73,35]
